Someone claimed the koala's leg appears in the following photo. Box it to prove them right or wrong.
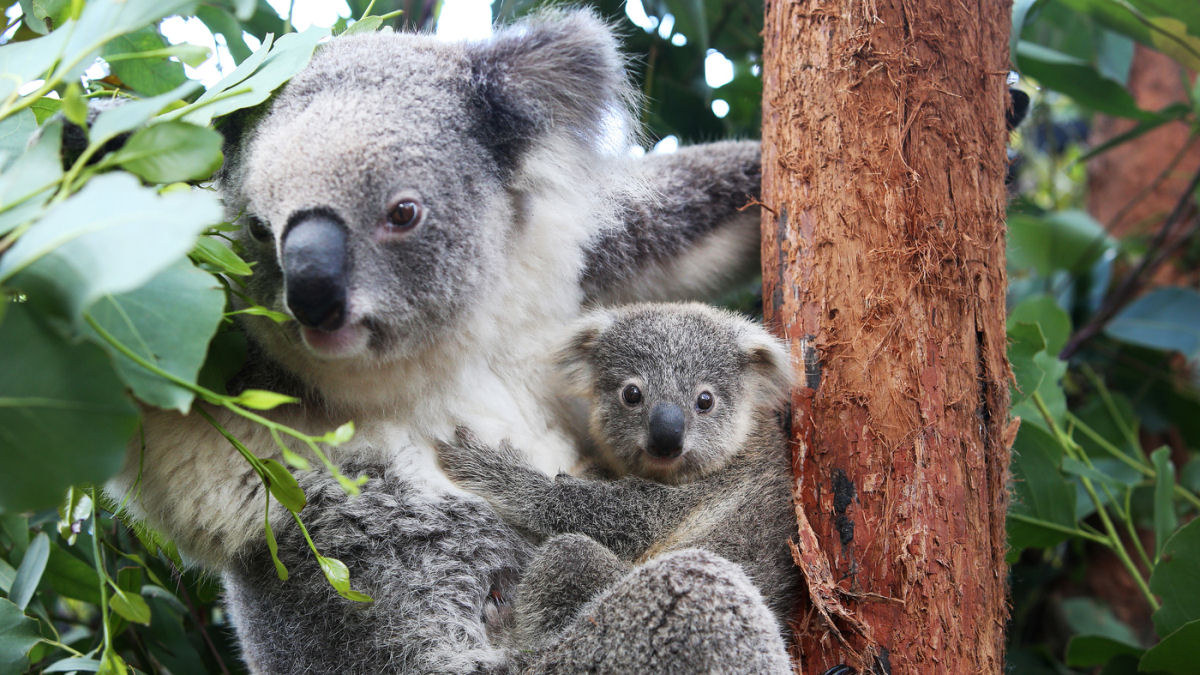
[513,533,631,648]
[583,140,763,305]
[222,464,533,675]
[524,548,791,675]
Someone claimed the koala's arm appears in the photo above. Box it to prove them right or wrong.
[581,140,762,305]
[438,429,693,560]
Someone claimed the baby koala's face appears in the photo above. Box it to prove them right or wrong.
[585,310,755,484]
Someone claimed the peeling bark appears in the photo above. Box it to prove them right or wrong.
[760,1,1012,672]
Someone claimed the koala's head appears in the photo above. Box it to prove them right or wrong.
[224,11,633,375]
[559,303,794,483]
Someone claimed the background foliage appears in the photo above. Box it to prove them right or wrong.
[0,0,1198,673]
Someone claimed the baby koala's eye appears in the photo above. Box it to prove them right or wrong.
[246,216,272,242]
[695,391,714,413]
[621,384,643,406]
[386,199,422,231]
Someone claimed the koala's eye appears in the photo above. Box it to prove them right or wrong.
[246,216,272,242]
[621,384,643,406]
[386,199,422,231]
[696,391,714,413]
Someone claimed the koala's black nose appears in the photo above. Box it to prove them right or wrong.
[647,402,685,459]
[281,211,348,332]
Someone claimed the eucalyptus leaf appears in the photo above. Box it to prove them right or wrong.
[1140,619,1200,674]
[84,261,225,413]
[264,514,288,581]
[0,597,41,675]
[9,532,49,610]
[0,172,222,322]
[1151,447,1178,558]
[261,458,306,512]
[1016,41,1158,120]
[0,108,37,171]
[232,389,300,411]
[1065,634,1142,668]
[1106,287,1200,357]
[316,555,373,603]
[1150,517,1200,636]
[177,27,329,127]
[1009,295,1071,356]
[0,120,62,233]
[90,80,202,147]
[192,236,253,276]
[44,541,103,605]
[109,589,151,625]
[44,657,103,673]
[0,303,139,513]
[1009,423,1077,552]
[101,26,187,96]
[106,121,224,183]
[1008,209,1115,276]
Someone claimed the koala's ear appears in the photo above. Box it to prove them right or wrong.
[468,10,634,151]
[555,309,615,396]
[739,330,795,409]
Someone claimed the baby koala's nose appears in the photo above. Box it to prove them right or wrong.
[647,402,685,458]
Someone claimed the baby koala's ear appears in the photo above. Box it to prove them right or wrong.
[738,328,795,409]
[555,309,615,397]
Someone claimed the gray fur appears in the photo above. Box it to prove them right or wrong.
[109,10,778,673]
[438,303,802,646]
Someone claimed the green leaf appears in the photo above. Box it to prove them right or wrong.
[84,261,225,413]
[1106,287,1200,357]
[1150,517,1200,636]
[0,172,222,322]
[261,458,306,512]
[1151,446,1178,558]
[1062,596,1141,644]
[1008,209,1116,276]
[108,588,151,625]
[1065,635,1143,668]
[0,108,37,171]
[264,513,288,581]
[0,303,139,513]
[105,121,224,183]
[0,558,14,594]
[1009,295,1072,356]
[97,647,128,675]
[44,657,103,673]
[1058,0,1200,71]
[1009,423,1077,552]
[192,236,253,276]
[0,119,62,236]
[62,82,87,126]
[232,389,300,411]
[316,555,373,603]
[101,26,187,96]
[0,597,41,675]
[1009,320,1049,401]
[44,542,102,605]
[1076,104,1191,162]
[176,27,329,127]
[342,15,384,34]
[1140,619,1200,674]
[9,532,49,610]
[89,80,202,147]
[1016,41,1158,120]
[227,305,291,323]
[0,24,71,104]
[195,6,254,64]
[30,97,63,124]
[319,421,355,446]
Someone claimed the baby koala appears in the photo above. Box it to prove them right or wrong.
[438,302,802,648]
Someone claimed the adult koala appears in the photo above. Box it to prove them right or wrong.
[109,9,788,673]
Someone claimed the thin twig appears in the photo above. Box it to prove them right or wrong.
[1060,167,1200,360]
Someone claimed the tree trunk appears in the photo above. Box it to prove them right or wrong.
[760,2,1013,673]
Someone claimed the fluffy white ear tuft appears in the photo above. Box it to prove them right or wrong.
[739,329,795,409]
[555,309,616,397]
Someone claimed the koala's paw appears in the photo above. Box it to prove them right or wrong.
[436,427,529,497]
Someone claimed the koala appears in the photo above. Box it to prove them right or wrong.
[437,302,802,654]
[107,10,789,674]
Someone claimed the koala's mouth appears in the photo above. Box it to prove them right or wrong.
[299,321,370,359]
